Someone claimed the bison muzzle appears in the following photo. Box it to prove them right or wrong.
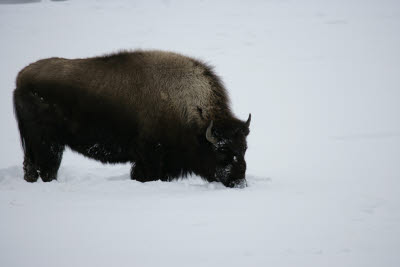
[13,50,251,188]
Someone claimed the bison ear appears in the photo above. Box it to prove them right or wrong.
[206,120,218,145]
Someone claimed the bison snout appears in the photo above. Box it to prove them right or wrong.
[225,179,247,188]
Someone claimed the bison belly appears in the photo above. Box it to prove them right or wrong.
[65,125,132,164]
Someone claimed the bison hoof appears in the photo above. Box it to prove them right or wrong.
[23,169,39,183]
[41,176,57,182]
[24,175,39,183]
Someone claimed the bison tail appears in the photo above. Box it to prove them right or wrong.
[13,88,28,156]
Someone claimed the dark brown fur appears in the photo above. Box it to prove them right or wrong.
[13,50,250,187]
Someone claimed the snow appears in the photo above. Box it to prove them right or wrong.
[1,0,400,266]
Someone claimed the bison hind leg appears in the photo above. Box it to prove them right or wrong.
[19,139,64,183]
[23,140,64,183]
[14,87,65,182]
[37,143,64,182]
[23,157,39,183]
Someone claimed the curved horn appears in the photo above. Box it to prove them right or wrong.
[206,120,218,145]
[245,113,251,128]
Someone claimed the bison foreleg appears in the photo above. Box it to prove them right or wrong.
[130,161,166,183]
[130,142,168,182]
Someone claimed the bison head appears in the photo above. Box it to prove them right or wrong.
[206,114,251,188]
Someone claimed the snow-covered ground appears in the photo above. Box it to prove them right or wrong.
[1,0,400,266]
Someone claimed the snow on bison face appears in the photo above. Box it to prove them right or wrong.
[206,114,251,188]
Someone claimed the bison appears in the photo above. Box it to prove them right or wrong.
[13,50,251,188]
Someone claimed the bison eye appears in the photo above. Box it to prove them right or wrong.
[222,152,234,163]
[219,147,228,152]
